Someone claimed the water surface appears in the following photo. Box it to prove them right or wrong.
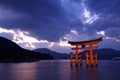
[0,60,120,80]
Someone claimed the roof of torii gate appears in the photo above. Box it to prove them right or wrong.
[68,37,102,45]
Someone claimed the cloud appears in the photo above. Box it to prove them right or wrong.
[99,27,120,42]
[0,27,49,49]
[84,0,120,29]
[0,0,120,52]
[105,27,120,38]
[0,27,72,52]
[96,31,105,36]
[99,38,120,51]
[0,0,100,42]
[72,0,120,29]
[0,0,71,42]
[85,0,120,14]
[96,27,120,44]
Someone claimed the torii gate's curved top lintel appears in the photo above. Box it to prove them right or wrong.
[68,37,102,45]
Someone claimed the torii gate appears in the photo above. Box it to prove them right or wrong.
[68,37,102,66]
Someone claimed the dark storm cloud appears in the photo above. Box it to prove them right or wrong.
[85,0,120,14]
[1,0,120,42]
[70,0,82,3]
[84,15,120,31]
[84,0,120,38]
[0,0,62,15]
[69,0,120,42]
[0,0,72,41]
[105,28,120,37]
[84,0,120,28]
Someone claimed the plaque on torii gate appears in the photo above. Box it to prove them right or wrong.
[68,37,102,66]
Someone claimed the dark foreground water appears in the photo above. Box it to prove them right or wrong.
[0,60,120,80]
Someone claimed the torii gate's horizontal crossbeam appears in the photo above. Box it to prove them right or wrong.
[71,46,98,50]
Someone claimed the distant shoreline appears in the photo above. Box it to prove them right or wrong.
[0,59,119,63]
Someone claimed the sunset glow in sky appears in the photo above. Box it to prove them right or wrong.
[0,0,120,53]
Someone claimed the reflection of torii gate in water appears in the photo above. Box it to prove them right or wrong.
[68,37,102,66]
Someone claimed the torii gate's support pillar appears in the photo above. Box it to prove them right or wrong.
[86,52,89,66]
[89,44,94,66]
[75,44,78,66]
[86,52,98,67]
[70,52,82,66]
[79,54,82,65]
[95,53,98,66]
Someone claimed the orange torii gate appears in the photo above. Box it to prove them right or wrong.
[68,37,102,66]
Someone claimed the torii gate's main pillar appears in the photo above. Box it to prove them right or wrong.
[68,37,102,66]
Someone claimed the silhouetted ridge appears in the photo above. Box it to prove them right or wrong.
[0,36,22,53]
[0,36,53,62]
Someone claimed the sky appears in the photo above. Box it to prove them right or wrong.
[0,0,120,53]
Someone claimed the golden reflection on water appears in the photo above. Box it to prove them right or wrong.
[9,62,38,80]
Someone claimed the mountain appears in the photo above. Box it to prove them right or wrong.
[0,36,53,62]
[33,48,70,59]
[81,48,120,60]
[34,48,120,60]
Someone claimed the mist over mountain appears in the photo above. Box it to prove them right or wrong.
[0,36,53,62]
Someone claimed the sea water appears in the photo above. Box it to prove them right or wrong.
[0,60,120,80]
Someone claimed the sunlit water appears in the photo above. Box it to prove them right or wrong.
[0,60,120,80]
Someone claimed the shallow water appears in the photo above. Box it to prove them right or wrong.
[0,60,120,80]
